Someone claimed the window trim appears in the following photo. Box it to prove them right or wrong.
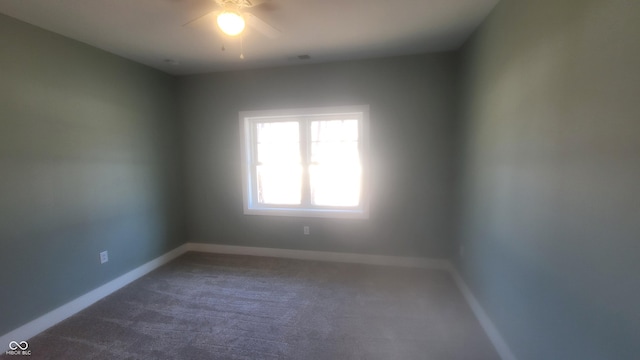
[239,105,370,219]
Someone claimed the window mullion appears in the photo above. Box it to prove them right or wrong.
[250,121,259,205]
[299,118,311,207]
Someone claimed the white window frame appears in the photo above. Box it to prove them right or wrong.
[239,105,370,219]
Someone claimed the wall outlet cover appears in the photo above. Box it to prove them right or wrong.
[100,251,108,264]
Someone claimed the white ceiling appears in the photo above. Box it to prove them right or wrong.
[0,0,499,75]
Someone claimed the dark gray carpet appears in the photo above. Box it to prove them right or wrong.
[9,252,499,359]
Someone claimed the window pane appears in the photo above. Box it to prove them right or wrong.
[312,142,360,164]
[310,164,361,206]
[311,119,359,163]
[257,165,302,205]
[255,121,301,205]
[310,119,361,206]
[311,119,359,142]
[256,122,300,164]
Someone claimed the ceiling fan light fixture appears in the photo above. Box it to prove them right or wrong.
[217,10,245,36]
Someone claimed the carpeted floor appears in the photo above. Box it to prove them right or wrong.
[9,252,500,359]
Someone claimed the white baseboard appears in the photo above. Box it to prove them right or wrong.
[0,244,189,351]
[449,267,518,360]
[187,242,450,270]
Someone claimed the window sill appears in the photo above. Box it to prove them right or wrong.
[243,207,369,219]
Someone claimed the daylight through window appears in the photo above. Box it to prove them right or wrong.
[240,106,369,218]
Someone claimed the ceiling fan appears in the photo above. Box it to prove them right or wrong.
[184,0,281,39]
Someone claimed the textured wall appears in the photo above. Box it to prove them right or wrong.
[455,0,640,358]
[178,54,459,258]
[0,14,184,335]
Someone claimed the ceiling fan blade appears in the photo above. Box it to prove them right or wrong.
[245,13,281,38]
[182,10,219,28]
[253,0,280,13]
[245,0,266,6]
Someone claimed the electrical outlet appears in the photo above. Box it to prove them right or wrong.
[100,251,109,264]
[303,226,310,235]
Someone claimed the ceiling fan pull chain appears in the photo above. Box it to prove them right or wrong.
[240,35,245,60]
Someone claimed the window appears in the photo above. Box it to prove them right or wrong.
[239,105,369,219]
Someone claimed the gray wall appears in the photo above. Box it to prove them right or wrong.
[455,0,640,359]
[0,14,184,335]
[178,54,459,257]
